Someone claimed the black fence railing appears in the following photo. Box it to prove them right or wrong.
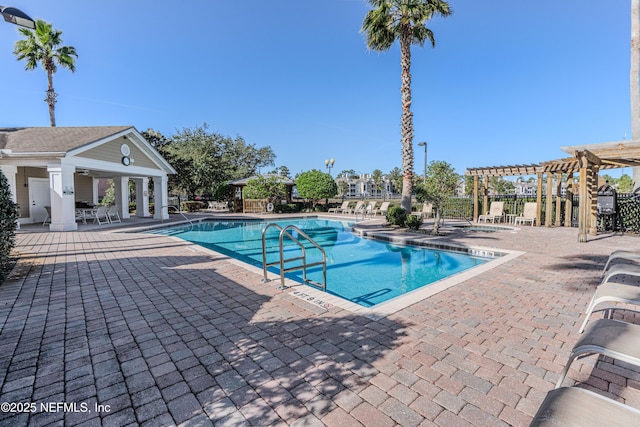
[439,194,640,233]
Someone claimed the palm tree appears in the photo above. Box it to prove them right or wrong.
[14,19,78,127]
[362,0,451,213]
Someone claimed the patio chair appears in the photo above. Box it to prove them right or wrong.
[514,202,536,226]
[328,201,350,214]
[602,263,640,285]
[478,202,504,223]
[43,206,51,226]
[374,201,390,216]
[578,281,640,333]
[411,202,433,219]
[364,201,377,216]
[349,201,365,214]
[106,205,121,224]
[87,205,110,225]
[603,250,640,275]
[530,386,640,427]
[556,318,640,388]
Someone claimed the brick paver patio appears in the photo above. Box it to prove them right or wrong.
[1,218,640,426]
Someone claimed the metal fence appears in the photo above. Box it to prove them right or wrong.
[438,194,640,233]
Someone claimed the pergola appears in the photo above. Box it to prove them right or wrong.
[465,140,640,242]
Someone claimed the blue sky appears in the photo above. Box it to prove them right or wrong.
[0,0,633,178]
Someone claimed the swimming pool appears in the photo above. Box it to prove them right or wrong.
[151,218,492,307]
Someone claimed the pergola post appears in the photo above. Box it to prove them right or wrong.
[545,174,553,227]
[483,176,489,219]
[564,173,573,227]
[473,175,479,222]
[576,150,601,242]
[554,173,562,226]
[536,173,543,226]
[589,165,599,236]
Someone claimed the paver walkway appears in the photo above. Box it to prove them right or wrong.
[1,220,640,426]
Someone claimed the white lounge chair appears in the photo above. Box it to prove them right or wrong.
[478,202,504,223]
[579,281,640,333]
[374,201,390,216]
[106,205,121,224]
[328,201,350,214]
[514,202,536,226]
[43,206,51,226]
[556,318,640,388]
[412,202,433,219]
[530,386,640,427]
[349,201,365,215]
[602,263,640,285]
[603,250,640,275]
[364,201,377,216]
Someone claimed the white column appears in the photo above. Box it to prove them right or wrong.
[113,176,130,219]
[153,175,169,220]
[92,178,99,206]
[133,177,150,217]
[0,165,18,203]
[47,163,78,231]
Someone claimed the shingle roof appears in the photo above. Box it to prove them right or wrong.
[0,126,132,153]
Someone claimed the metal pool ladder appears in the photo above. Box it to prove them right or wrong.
[261,223,327,291]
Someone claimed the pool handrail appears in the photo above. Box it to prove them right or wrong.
[261,223,327,292]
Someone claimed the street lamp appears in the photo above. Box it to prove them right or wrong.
[1,5,35,29]
[417,141,427,184]
[325,157,335,176]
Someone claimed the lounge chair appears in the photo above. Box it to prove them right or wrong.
[556,318,640,388]
[328,201,350,214]
[530,386,640,427]
[514,202,536,226]
[106,206,121,224]
[364,201,377,216]
[603,250,640,275]
[43,206,51,226]
[411,202,433,219]
[374,201,390,216]
[87,205,110,225]
[478,202,504,223]
[349,201,365,215]
[579,281,640,333]
[602,263,640,285]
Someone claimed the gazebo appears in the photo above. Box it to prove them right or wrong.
[465,140,640,242]
[228,174,295,213]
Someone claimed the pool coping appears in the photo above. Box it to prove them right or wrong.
[140,216,524,319]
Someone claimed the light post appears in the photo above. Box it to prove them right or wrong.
[325,157,335,176]
[417,141,427,184]
[1,5,35,29]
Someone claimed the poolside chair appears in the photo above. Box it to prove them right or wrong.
[556,318,640,388]
[87,205,110,225]
[374,201,390,216]
[364,201,377,216]
[530,386,640,427]
[602,263,640,285]
[514,202,536,226]
[478,202,504,223]
[349,201,365,215]
[579,281,640,333]
[328,201,350,214]
[43,206,51,226]
[411,202,433,219]
[603,250,640,275]
[106,205,121,224]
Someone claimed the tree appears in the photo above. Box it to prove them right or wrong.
[295,170,338,209]
[244,175,286,204]
[14,20,78,127]
[387,167,403,196]
[371,169,385,198]
[418,161,459,235]
[362,0,452,212]
[619,174,635,192]
[337,180,350,199]
[0,170,19,282]
[163,124,275,199]
[337,169,357,179]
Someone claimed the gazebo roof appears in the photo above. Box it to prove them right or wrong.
[228,174,295,186]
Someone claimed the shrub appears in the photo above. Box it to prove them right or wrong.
[180,201,205,212]
[405,214,423,230]
[0,170,19,283]
[386,206,407,226]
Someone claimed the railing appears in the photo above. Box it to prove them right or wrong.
[244,198,267,213]
[162,205,194,228]
[261,223,327,291]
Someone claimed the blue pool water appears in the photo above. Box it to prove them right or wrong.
[151,218,489,307]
